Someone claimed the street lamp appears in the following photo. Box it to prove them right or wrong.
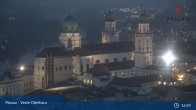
[161,50,177,85]
[20,65,25,71]
[162,50,176,66]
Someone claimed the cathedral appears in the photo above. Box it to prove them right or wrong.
[33,12,154,90]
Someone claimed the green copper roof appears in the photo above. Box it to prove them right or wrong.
[139,12,150,23]
[105,11,115,22]
[62,14,79,33]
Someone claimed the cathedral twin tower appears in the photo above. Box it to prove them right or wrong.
[101,11,120,43]
[58,11,153,69]
[134,13,153,68]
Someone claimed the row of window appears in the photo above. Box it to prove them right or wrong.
[139,29,149,34]
[0,85,21,93]
[95,57,127,64]
[83,79,93,85]
[0,82,33,95]
[138,46,150,51]
[105,27,115,32]
[139,26,149,29]
[38,57,128,71]
[55,65,72,71]
[138,39,150,44]
[24,81,32,87]
[38,65,72,71]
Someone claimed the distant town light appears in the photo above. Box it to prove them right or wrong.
[163,82,166,85]
[178,75,184,78]
[162,50,176,66]
[178,75,184,81]
[20,65,25,71]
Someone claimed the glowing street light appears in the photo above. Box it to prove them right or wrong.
[20,65,25,71]
[178,74,184,81]
[162,50,176,66]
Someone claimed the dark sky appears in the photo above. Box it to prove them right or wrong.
[0,0,194,65]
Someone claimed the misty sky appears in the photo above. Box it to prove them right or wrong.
[0,0,194,67]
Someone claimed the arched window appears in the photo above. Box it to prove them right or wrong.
[122,57,127,61]
[59,66,62,71]
[95,60,100,64]
[139,46,141,51]
[105,59,109,63]
[114,58,118,62]
[68,39,72,48]
[42,66,44,71]
[64,66,67,70]
[147,46,149,51]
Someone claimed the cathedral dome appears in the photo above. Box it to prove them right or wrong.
[139,12,150,23]
[105,11,115,22]
[62,14,79,33]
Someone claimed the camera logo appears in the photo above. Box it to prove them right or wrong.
[174,103,180,109]
[175,7,181,14]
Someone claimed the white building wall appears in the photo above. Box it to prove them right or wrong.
[33,58,46,90]
[53,57,72,85]
[34,56,73,89]
[102,32,119,43]
[138,23,149,34]
[134,34,153,68]
[59,33,81,50]
[0,74,34,96]
[105,22,116,31]
[22,74,34,95]
[102,21,119,43]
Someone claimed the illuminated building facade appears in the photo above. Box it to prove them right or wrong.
[33,12,156,90]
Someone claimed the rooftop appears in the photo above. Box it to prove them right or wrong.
[86,66,110,77]
[62,14,79,33]
[36,41,134,58]
[144,65,165,71]
[139,12,149,23]
[111,74,161,87]
[105,11,115,22]
[94,60,134,71]
[152,85,196,97]
[151,85,174,97]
